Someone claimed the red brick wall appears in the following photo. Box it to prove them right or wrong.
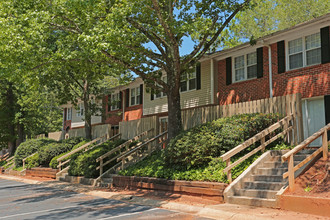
[124,104,143,121]
[105,95,123,125]
[217,35,330,105]
[63,120,71,130]
[105,91,144,125]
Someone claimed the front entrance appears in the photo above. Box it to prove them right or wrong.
[302,97,326,146]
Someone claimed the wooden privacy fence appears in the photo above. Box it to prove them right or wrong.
[181,94,303,143]
[119,116,158,140]
[282,123,330,191]
[220,114,294,183]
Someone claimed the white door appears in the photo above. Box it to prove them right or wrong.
[302,98,326,147]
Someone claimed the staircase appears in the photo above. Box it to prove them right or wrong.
[224,149,316,208]
[94,130,168,187]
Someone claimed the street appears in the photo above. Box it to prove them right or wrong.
[0,179,210,220]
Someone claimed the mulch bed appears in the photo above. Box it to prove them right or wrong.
[285,153,330,198]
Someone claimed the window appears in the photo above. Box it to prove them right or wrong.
[233,52,257,82]
[66,107,72,120]
[130,87,140,106]
[180,72,196,92]
[76,103,84,117]
[155,76,167,99]
[110,93,120,111]
[288,32,321,70]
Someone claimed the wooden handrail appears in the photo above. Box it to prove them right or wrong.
[95,128,155,178]
[221,115,293,183]
[96,129,153,162]
[22,152,37,170]
[57,135,106,162]
[0,153,9,161]
[221,115,292,162]
[282,123,330,161]
[117,131,168,161]
[282,123,329,191]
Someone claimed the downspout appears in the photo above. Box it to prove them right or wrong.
[122,90,125,121]
[266,45,273,98]
[210,59,215,104]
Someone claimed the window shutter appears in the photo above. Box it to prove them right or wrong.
[64,108,67,120]
[277,40,285,74]
[140,84,143,104]
[196,62,201,90]
[226,57,232,85]
[119,92,122,109]
[257,47,264,78]
[125,88,130,107]
[108,95,111,112]
[321,26,330,64]
[325,95,330,140]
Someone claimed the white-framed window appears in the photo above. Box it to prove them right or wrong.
[130,87,141,106]
[233,52,257,82]
[155,76,167,99]
[111,93,120,111]
[180,71,196,92]
[66,107,72,120]
[76,103,84,117]
[287,32,321,70]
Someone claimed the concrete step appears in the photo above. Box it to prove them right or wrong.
[271,154,307,162]
[249,175,284,182]
[255,167,288,175]
[296,149,315,155]
[227,196,277,208]
[101,178,113,183]
[236,189,278,199]
[263,161,300,168]
[243,181,284,190]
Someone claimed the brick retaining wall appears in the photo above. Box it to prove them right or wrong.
[113,176,227,202]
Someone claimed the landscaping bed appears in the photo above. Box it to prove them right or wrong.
[113,175,227,202]
[280,153,330,217]
[119,113,288,183]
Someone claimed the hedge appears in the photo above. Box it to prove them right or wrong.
[69,139,126,178]
[14,138,57,167]
[164,113,281,169]
[49,140,89,169]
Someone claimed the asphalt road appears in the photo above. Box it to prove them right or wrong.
[0,179,210,220]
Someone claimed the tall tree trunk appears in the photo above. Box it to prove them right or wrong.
[16,123,24,147]
[6,83,16,156]
[167,82,183,140]
[83,80,92,140]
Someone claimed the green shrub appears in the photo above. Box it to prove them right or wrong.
[0,160,7,167]
[24,153,40,169]
[61,137,88,146]
[164,113,281,169]
[14,138,57,166]
[38,143,74,166]
[49,140,89,169]
[69,139,126,178]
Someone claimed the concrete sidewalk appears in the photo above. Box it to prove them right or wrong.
[0,174,327,220]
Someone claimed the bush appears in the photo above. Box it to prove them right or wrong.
[25,153,40,169]
[69,139,126,178]
[61,137,88,146]
[38,143,74,166]
[49,140,89,169]
[14,138,57,167]
[164,113,281,169]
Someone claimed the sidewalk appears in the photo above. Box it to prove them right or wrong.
[0,174,328,220]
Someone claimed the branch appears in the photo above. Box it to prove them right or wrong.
[184,0,251,65]
[49,22,81,34]
[101,50,168,90]
[127,18,168,56]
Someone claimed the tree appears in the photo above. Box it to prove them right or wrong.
[223,0,330,48]
[2,0,250,140]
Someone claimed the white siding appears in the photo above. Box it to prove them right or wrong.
[143,60,212,115]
